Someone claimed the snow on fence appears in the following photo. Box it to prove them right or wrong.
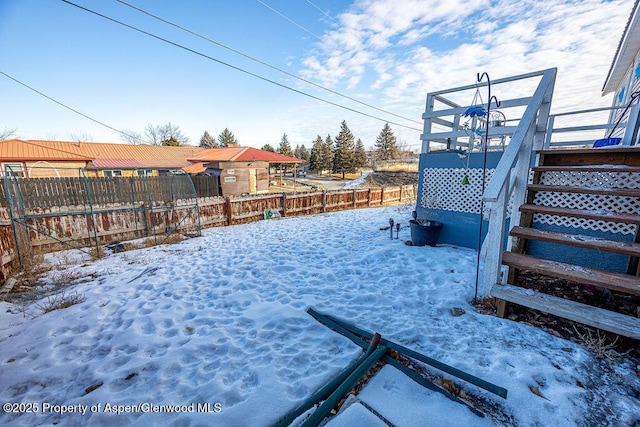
[0,184,416,282]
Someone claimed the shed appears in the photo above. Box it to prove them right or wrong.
[204,160,269,196]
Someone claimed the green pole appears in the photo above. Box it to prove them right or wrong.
[300,346,387,427]
[4,170,23,266]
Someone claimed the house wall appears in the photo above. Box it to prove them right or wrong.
[24,161,89,178]
[609,49,640,141]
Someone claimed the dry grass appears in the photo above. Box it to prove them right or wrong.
[36,290,86,314]
[374,162,419,173]
[572,326,631,360]
[17,253,47,282]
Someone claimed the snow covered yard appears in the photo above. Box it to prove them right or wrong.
[0,206,638,426]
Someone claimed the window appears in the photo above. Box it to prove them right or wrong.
[136,169,154,177]
[103,170,123,177]
[1,163,26,177]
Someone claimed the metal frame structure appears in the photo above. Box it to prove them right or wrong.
[2,167,201,267]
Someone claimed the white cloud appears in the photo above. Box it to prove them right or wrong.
[296,0,633,148]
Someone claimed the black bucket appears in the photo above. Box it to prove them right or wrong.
[409,220,443,247]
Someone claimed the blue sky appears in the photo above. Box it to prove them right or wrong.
[0,0,633,150]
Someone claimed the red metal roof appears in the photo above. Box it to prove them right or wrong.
[187,147,303,164]
[0,140,207,169]
[181,162,207,174]
[0,140,94,161]
[233,147,304,163]
[188,147,245,162]
[0,140,304,170]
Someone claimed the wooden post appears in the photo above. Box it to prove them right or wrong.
[381,187,385,206]
[282,193,287,217]
[367,189,371,207]
[352,189,356,208]
[225,196,232,225]
[321,191,326,213]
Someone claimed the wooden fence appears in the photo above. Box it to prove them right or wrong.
[0,175,220,208]
[0,184,416,282]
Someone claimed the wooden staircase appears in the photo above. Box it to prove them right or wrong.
[490,147,640,339]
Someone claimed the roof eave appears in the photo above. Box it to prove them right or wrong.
[603,0,640,95]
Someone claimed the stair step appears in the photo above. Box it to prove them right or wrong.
[501,252,640,296]
[532,165,640,173]
[489,283,640,340]
[527,184,640,198]
[509,226,640,257]
[536,148,640,168]
[519,204,640,224]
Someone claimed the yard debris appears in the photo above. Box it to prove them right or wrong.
[528,385,549,400]
[451,307,466,317]
[84,382,103,395]
[0,278,18,294]
[126,267,160,284]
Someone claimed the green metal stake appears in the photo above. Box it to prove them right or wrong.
[4,171,23,267]
[274,347,376,427]
[308,308,508,399]
[300,346,387,427]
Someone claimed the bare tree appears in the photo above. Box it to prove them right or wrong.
[69,130,94,142]
[0,128,17,140]
[145,123,190,146]
[120,130,144,145]
[396,139,417,161]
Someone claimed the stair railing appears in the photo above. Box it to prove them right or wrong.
[481,68,557,297]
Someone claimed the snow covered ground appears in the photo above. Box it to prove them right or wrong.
[0,205,638,426]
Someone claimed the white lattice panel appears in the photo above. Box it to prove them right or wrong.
[421,168,495,214]
[533,171,640,235]
[537,170,640,188]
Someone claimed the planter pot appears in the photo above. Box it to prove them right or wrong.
[409,219,443,247]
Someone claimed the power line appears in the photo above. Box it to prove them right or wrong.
[0,70,147,144]
[61,0,422,132]
[303,0,340,25]
[116,0,421,126]
[255,0,322,40]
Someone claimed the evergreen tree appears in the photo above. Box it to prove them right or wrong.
[298,144,310,161]
[162,136,181,146]
[294,144,301,159]
[309,136,323,172]
[333,120,356,179]
[354,138,367,169]
[199,130,219,148]
[374,123,398,161]
[261,144,275,152]
[277,133,294,157]
[218,128,239,147]
[322,134,334,173]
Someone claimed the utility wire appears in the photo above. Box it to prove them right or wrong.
[303,0,340,25]
[116,0,421,125]
[0,70,148,144]
[255,0,322,40]
[61,0,422,132]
